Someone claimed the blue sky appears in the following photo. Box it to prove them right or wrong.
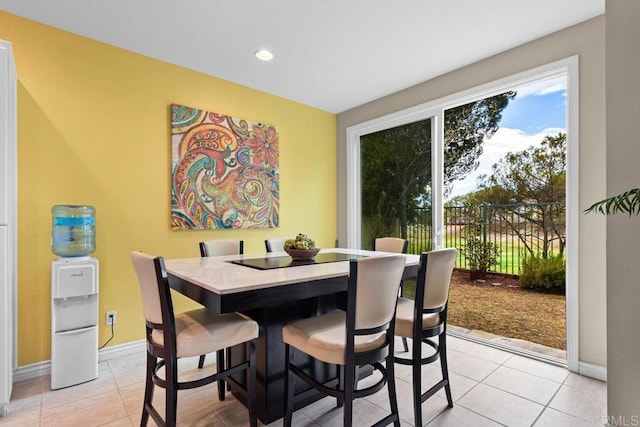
[447,77,567,200]
[499,84,567,132]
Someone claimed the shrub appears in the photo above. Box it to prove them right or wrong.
[520,253,565,292]
[462,236,500,272]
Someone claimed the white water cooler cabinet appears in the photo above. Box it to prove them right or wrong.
[51,257,99,389]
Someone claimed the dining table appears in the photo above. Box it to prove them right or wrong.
[164,248,420,424]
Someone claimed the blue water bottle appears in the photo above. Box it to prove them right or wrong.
[51,205,96,257]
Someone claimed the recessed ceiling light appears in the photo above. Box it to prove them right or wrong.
[255,49,274,61]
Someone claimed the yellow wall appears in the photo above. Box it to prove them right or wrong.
[0,12,337,366]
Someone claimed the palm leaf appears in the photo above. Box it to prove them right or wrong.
[585,188,640,215]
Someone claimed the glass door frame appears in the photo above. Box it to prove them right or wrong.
[346,56,579,372]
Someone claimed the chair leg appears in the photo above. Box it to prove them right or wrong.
[343,363,355,427]
[247,340,257,427]
[141,352,156,427]
[386,350,401,427]
[412,338,423,427]
[216,349,226,401]
[336,365,345,407]
[165,355,179,427]
[283,344,295,427]
[197,354,206,369]
[226,347,231,391]
[439,332,453,408]
[399,282,409,353]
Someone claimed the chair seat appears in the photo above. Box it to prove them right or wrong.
[394,297,440,338]
[151,309,259,358]
[282,310,386,365]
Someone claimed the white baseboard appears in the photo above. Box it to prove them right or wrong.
[98,339,146,362]
[13,360,49,383]
[13,339,146,383]
[579,361,607,382]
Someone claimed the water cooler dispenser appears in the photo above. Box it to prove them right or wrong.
[50,205,99,390]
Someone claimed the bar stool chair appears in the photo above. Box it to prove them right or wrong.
[197,239,244,397]
[373,237,408,254]
[373,237,410,352]
[199,239,244,257]
[265,237,288,252]
[393,248,457,427]
[130,251,258,427]
[282,255,406,427]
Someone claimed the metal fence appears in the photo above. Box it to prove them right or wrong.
[405,202,566,275]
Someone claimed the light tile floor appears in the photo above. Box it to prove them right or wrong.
[0,336,607,426]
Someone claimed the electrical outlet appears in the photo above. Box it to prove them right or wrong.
[106,311,116,326]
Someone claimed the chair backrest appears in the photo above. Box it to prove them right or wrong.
[130,251,171,326]
[373,237,408,254]
[265,237,288,252]
[348,255,406,331]
[416,248,457,310]
[199,239,244,257]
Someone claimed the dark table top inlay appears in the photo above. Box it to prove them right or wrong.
[229,252,367,270]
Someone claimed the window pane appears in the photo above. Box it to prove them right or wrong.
[360,119,432,252]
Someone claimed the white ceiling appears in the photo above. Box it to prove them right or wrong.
[0,0,604,113]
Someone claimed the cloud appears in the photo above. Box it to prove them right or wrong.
[445,77,567,201]
[446,127,564,200]
[512,76,566,98]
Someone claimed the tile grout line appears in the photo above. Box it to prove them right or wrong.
[425,345,511,426]
[455,349,552,426]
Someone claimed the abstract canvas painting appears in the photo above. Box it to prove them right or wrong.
[171,103,279,229]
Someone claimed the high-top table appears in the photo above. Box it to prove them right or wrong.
[164,248,420,424]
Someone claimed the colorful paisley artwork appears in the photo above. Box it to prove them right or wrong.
[171,103,280,230]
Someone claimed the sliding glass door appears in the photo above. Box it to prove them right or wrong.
[346,57,578,370]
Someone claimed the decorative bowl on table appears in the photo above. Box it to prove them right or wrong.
[284,247,320,260]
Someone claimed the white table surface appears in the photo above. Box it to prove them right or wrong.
[164,248,420,295]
